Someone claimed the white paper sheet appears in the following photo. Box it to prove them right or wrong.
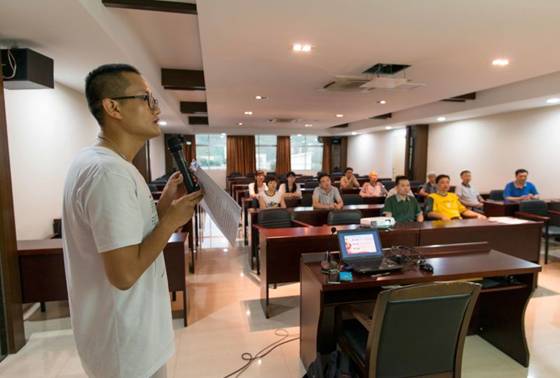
[487,216,529,225]
[192,165,241,246]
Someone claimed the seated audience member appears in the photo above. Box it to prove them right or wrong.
[339,167,360,189]
[383,176,424,223]
[456,170,484,209]
[425,175,486,220]
[387,181,414,198]
[504,169,539,201]
[312,173,344,209]
[248,170,267,198]
[279,171,302,199]
[258,176,286,209]
[418,172,437,197]
[359,170,388,197]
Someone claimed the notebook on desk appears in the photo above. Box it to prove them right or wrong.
[337,229,402,274]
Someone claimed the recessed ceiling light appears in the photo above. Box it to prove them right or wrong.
[492,58,509,67]
[157,120,167,126]
[244,111,253,115]
[437,116,446,122]
[304,124,312,128]
[293,43,312,52]
[220,133,226,137]
[378,100,387,105]
[385,126,393,130]
[238,122,244,126]
[351,132,357,136]
[255,95,267,100]
[546,98,560,104]
[297,134,302,137]
[336,114,344,118]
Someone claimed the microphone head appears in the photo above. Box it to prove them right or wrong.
[166,135,186,153]
[331,227,337,234]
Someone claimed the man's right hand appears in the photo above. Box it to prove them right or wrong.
[164,190,204,229]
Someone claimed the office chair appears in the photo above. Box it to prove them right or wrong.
[252,209,294,273]
[301,193,313,207]
[489,190,504,201]
[336,281,481,378]
[516,200,560,264]
[383,181,396,191]
[327,210,362,225]
[342,194,364,205]
[304,181,319,189]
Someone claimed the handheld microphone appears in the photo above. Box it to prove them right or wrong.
[166,136,200,193]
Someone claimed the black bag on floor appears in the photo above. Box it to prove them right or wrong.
[303,350,354,378]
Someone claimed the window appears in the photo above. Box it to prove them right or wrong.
[255,135,277,172]
[195,134,227,169]
[291,135,323,171]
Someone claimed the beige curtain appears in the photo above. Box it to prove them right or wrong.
[321,137,332,173]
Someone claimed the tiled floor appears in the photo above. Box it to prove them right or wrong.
[1,221,559,377]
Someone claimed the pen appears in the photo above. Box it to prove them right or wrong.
[371,272,391,278]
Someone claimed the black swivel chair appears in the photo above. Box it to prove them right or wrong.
[327,210,362,225]
[489,190,504,201]
[515,200,560,264]
[336,282,481,378]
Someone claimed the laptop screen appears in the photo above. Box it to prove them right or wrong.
[338,229,383,261]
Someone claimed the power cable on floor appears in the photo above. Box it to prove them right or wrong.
[223,328,299,378]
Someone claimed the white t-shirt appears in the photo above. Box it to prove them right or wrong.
[259,190,282,208]
[62,146,174,378]
[248,182,267,197]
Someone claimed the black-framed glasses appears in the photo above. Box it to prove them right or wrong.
[110,92,159,112]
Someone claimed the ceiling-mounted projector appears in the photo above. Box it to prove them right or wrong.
[1,48,54,89]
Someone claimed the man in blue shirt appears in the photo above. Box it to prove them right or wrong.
[504,169,539,201]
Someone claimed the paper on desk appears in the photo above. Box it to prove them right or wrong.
[487,217,528,225]
[191,164,241,246]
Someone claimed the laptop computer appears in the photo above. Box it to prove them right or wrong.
[337,228,403,274]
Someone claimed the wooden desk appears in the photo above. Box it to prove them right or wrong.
[258,218,541,317]
[484,200,520,216]
[418,218,542,262]
[17,232,190,326]
[300,246,541,369]
[259,223,419,317]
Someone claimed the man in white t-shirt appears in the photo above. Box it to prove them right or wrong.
[62,64,202,378]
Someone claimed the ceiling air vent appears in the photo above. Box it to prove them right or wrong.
[442,92,476,102]
[363,63,410,75]
[330,123,349,129]
[268,118,298,124]
[370,113,392,120]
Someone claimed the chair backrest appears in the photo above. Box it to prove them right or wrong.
[366,282,481,378]
[549,201,560,226]
[342,194,364,205]
[301,193,313,207]
[519,200,548,217]
[257,208,292,228]
[327,210,362,225]
[304,181,319,189]
[383,181,396,191]
[489,190,504,201]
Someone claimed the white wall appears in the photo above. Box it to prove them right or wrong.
[427,105,560,197]
[149,134,166,179]
[5,83,99,240]
[347,129,407,178]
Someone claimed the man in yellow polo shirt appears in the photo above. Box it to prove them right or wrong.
[425,174,486,221]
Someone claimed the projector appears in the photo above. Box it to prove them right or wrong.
[360,216,396,229]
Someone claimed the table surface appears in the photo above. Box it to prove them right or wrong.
[304,249,541,292]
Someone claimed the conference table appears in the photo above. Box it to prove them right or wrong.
[17,232,191,326]
[299,243,541,369]
[483,198,560,216]
[258,218,542,317]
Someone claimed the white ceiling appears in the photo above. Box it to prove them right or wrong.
[196,0,560,134]
[3,0,560,136]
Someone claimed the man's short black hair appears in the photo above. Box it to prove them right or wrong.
[85,64,141,126]
[436,174,450,183]
[460,170,471,176]
[344,167,353,173]
[515,169,528,176]
[318,172,331,181]
[395,175,409,185]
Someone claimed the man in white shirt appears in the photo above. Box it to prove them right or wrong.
[455,170,484,210]
[63,64,202,378]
